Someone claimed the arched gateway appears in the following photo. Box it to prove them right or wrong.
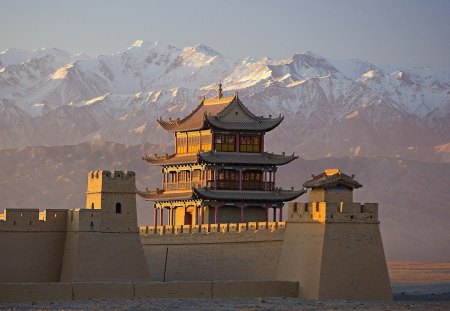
[137,84,305,225]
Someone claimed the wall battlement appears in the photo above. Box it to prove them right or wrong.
[287,202,378,223]
[139,221,285,236]
[87,170,136,194]
[0,209,68,232]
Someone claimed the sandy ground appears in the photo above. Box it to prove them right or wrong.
[0,283,448,311]
[1,263,449,310]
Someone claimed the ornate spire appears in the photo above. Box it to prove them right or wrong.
[218,82,223,99]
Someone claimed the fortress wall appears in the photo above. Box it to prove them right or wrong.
[140,222,285,282]
[318,223,392,300]
[60,232,150,282]
[0,209,69,283]
[0,281,298,302]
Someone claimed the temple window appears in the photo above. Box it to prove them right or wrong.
[242,170,263,190]
[240,135,261,152]
[116,202,122,214]
[176,136,187,154]
[200,133,212,151]
[188,135,200,153]
[215,169,239,189]
[178,170,189,182]
[218,169,238,181]
[215,134,236,152]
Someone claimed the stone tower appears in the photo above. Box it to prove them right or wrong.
[276,169,392,300]
[85,170,138,232]
[60,170,150,282]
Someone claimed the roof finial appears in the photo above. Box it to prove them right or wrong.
[218,81,223,99]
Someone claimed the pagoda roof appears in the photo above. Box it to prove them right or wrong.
[137,187,306,203]
[157,96,235,132]
[198,151,297,165]
[142,153,198,165]
[193,187,306,202]
[303,168,362,189]
[205,115,283,131]
[157,92,283,133]
[137,189,193,202]
[142,151,298,166]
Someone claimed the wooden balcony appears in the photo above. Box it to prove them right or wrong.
[165,181,204,191]
[206,180,275,191]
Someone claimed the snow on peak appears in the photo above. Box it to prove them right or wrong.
[132,40,144,47]
[50,63,75,80]
[192,44,221,57]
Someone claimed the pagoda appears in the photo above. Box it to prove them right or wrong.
[138,84,305,226]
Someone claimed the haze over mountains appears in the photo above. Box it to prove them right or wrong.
[0,40,449,162]
[0,41,449,261]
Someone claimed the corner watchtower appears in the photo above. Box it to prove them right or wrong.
[276,168,391,300]
[86,170,137,232]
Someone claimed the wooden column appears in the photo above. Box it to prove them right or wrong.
[160,208,164,226]
[279,204,283,222]
[239,169,243,190]
[265,206,269,222]
[273,207,276,222]
[154,208,158,226]
[214,205,219,224]
[201,205,204,224]
[263,171,267,191]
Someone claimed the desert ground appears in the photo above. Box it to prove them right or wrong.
[0,262,448,311]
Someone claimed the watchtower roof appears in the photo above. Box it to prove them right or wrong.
[157,96,234,132]
[303,168,362,189]
[157,88,283,133]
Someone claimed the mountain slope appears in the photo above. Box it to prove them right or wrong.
[0,41,449,163]
[0,141,448,261]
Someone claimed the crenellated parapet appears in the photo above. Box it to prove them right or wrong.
[0,209,68,232]
[287,202,379,224]
[87,170,136,194]
[139,221,286,236]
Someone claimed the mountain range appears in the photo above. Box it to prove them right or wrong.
[1,41,449,261]
[1,41,449,162]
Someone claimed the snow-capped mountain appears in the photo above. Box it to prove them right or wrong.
[0,41,449,162]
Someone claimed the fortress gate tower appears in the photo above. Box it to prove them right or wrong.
[138,84,304,225]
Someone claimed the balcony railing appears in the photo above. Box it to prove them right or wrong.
[164,181,204,191]
[206,181,274,191]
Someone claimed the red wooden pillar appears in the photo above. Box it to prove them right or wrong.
[240,205,244,223]
[239,170,243,190]
[215,205,219,224]
[160,208,164,226]
[154,208,158,226]
[201,206,204,224]
[279,205,283,222]
[263,171,267,191]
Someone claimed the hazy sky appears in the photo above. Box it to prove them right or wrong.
[1,0,449,67]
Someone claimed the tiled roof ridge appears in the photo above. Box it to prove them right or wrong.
[157,95,236,131]
[303,170,362,189]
